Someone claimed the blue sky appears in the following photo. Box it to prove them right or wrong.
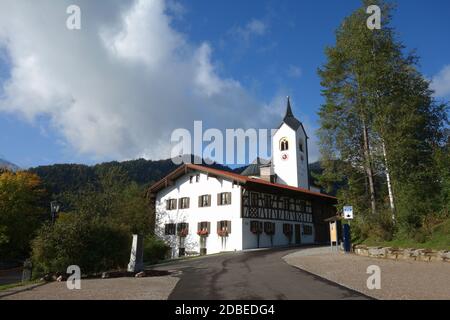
[0,0,449,168]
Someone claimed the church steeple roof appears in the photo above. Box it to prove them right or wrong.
[284,96,294,119]
[281,96,302,131]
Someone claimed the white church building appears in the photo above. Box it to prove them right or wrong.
[149,98,336,257]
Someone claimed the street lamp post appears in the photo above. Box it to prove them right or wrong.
[50,201,60,224]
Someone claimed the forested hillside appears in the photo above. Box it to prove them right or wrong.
[28,157,246,198]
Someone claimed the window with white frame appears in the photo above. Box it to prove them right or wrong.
[164,223,176,235]
[218,192,232,205]
[179,197,190,209]
[198,194,211,207]
[166,199,177,210]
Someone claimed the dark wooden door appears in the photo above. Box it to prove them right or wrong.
[295,224,301,245]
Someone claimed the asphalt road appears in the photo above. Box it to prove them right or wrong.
[154,247,370,300]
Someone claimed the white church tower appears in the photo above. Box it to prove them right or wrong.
[272,97,310,189]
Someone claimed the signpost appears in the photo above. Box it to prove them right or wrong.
[343,206,353,253]
[343,206,353,220]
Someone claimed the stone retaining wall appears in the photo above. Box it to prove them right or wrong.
[352,245,450,262]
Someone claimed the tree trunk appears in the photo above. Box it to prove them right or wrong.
[382,140,396,221]
[362,119,377,215]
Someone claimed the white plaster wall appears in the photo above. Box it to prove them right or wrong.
[242,219,315,249]
[295,127,309,189]
[272,123,299,187]
[155,171,242,257]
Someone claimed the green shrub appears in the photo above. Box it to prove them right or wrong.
[351,210,396,243]
[412,229,428,243]
[31,214,131,277]
[143,235,170,264]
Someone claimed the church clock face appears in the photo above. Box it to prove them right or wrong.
[281,153,288,161]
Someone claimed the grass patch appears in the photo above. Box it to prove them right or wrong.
[362,219,450,251]
[0,279,43,292]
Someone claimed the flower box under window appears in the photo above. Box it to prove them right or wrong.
[264,222,276,235]
[197,221,210,236]
[283,223,293,236]
[250,221,263,234]
[217,220,231,237]
[177,223,189,237]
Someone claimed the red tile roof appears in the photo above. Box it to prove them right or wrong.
[149,163,337,201]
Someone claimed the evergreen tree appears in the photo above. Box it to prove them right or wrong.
[318,0,448,238]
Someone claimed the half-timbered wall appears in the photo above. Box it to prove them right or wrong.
[242,190,313,223]
[241,189,317,248]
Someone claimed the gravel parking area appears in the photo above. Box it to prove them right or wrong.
[0,275,179,300]
[283,247,450,300]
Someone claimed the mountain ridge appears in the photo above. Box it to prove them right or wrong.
[0,158,20,171]
[26,157,326,197]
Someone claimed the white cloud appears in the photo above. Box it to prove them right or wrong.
[431,65,450,98]
[246,19,267,36]
[0,0,279,161]
[231,19,267,42]
[287,65,302,78]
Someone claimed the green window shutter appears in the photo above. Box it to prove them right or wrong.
[227,221,231,234]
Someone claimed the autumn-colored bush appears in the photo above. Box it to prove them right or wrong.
[0,171,47,260]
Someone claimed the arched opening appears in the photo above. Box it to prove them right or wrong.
[279,138,289,151]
